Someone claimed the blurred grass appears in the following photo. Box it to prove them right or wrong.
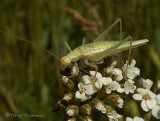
[0,0,160,121]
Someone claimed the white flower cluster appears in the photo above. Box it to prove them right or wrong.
[75,71,107,102]
[75,59,139,102]
[75,70,121,102]
[133,79,160,119]
[75,59,140,120]
[61,59,160,121]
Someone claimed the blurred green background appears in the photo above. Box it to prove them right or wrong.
[0,0,160,121]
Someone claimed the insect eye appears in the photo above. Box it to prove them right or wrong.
[60,66,71,76]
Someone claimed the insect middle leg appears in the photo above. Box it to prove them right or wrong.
[124,36,133,81]
[85,59,98,78]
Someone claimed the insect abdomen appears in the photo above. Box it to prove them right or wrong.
[79,39,148,60]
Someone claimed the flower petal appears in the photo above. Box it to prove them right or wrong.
[152,106,160,119]
[110,81,119,90]
[126,117,133,121]
[147,99,156,109]
[102,77,112,85]
[134,116,144,121]
[89,71,102,78]
[138,78,153,89]
[132,94,142,101]
[141,100,149,112]
[117,86,124,93]
[85,84,96,95]
[81,75,90,84]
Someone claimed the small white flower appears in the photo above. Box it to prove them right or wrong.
[81,75,97,95]
[82,71,104,91]
[107,61,123,81]
[75,83,93,102]
[122,59,140,80]
[76,71,107,102]
[75,91,91,102]
[89,71,103,90]
[126,116,144,121]
[107,110,122,121]
[95,102,107,114]
[112,68,123,81]
[102,77,119,94]
[105,81,120,94]
[117,98,124,108]
[138,78,153,89]
[117,80,136,94]
[133,88,156,112]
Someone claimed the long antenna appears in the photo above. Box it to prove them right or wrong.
[0,30,60,61]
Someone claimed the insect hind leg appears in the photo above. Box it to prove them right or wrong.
[127,36,133,66]
[95,35,132,61]
[94,18,123,42]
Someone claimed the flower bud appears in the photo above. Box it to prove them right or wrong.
[105,105,114,113]
[71,64,79,77]
[104,93,124,108]
[58,100,66,109]
[92,98,107,114]
[62,76,75,91]
[80,104,91,116]
[63,93,74,103]
[92,98,100,108]
[66,105,79,117]
[107,110,122,120]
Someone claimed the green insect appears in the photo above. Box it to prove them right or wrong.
[60,18,149,73]
[0,18,149,74]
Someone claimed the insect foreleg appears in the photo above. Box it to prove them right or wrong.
[82,37,86,45]
[93,18,122,42]
[85,60,98,71]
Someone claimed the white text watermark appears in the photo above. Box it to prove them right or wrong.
[5,112,44,118]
